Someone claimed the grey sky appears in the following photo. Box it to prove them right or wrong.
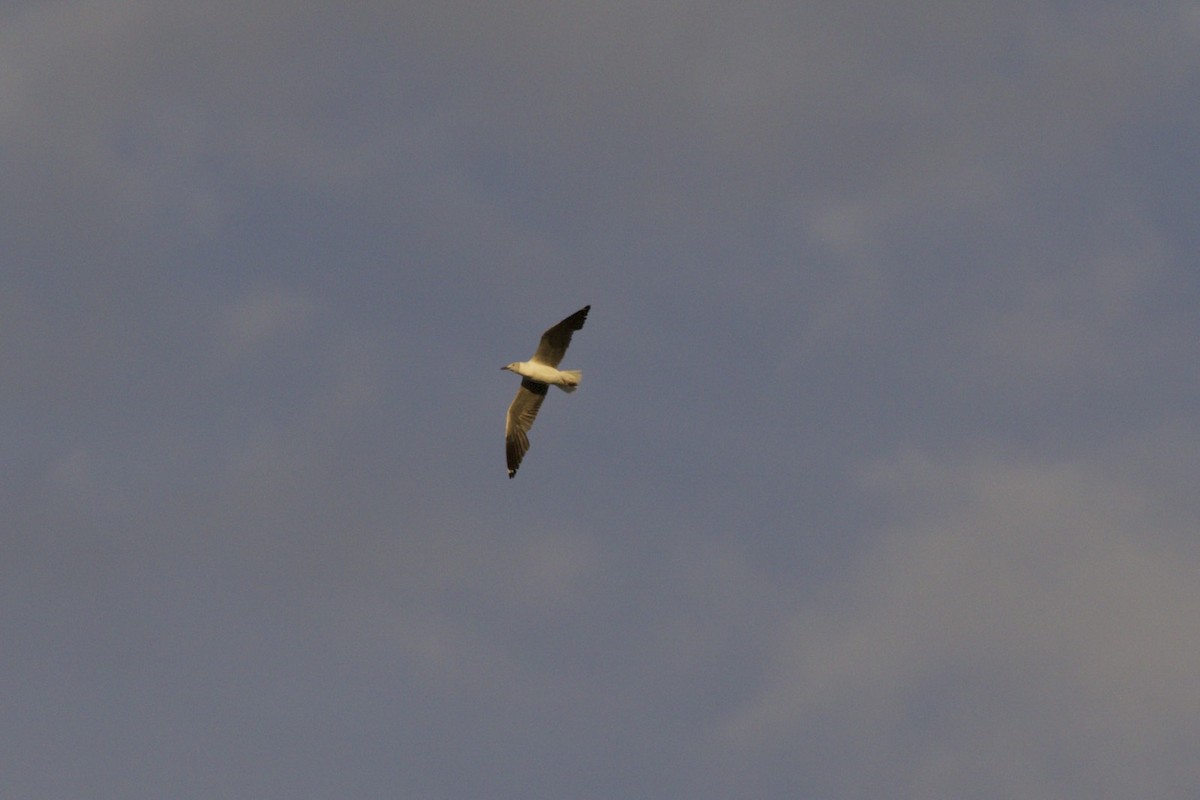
[4,2,1199,798]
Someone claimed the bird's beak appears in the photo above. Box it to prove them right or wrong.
[500,365,508,371]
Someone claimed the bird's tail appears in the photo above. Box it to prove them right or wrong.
[556,370,582,393]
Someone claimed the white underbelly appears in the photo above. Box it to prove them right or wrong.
[518,362,567,384]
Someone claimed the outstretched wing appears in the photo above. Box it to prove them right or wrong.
[505,378,549,478]
[531,305,590,367]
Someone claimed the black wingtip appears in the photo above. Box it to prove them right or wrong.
[566,305,590,328]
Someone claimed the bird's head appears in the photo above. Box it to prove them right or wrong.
[501,362,519,372]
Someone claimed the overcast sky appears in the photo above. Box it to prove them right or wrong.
[4,2,1200,798]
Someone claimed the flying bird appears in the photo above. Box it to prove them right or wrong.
[501,305,590,478]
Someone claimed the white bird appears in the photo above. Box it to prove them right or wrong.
[501,305,590,478]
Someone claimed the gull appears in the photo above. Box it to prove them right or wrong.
[501,305,590,478]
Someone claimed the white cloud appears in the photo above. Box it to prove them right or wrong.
[214,286,316,361]
[966,204,1175,389]
[0,0,421,237]
[719,432,1200,797]
[4,2,1198,797]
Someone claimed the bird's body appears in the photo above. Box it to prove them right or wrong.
[503,361,581,389]
[501,305,590,478]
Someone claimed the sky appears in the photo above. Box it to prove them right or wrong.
[3,1,1199,797]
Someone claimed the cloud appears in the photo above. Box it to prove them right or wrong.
[214,285,317,362]
[960,202,1177,391]
[718,431,1200,797]
[3,2,1198,797]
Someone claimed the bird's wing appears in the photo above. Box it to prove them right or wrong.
[531,305,590,366]
[505,378,549,478]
